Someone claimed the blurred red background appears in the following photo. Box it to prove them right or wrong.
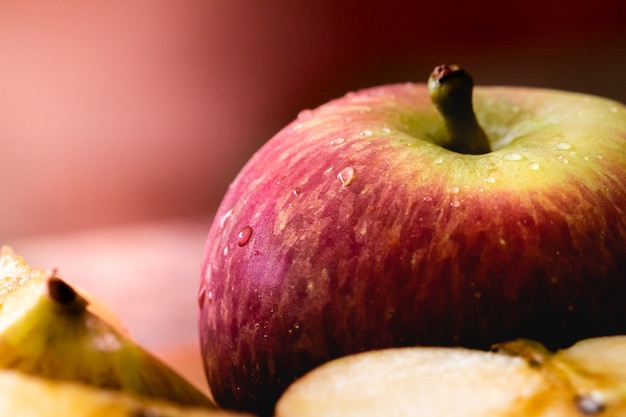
[1,0,625,238]
[0,1,625,390]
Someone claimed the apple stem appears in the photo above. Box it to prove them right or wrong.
[428,64,491,155]
[47,270,88,312]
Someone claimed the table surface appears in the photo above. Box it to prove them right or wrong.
[8,217,214,395]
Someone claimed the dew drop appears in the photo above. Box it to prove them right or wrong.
[503,153,523,161]
[297,109,314,120]
[423,196,433,202]
[432,158,443,165]
[359,129,373,137]
[450,200,460,208]
[219,208,234,229]
[553,142,572,150]
[198,285,207,308]
[338,166,356,187]
[292,187,302,196]
[484,176,496,183]
[237,226,253,247]
[223,246,229,256]
[527,162,540,170]
[330,137,345,145]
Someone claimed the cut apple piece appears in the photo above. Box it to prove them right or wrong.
[0,369,252,417]
[0,246,213,407]
[275,338,626,417]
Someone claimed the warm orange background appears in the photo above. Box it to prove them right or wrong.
[1,0,625,395]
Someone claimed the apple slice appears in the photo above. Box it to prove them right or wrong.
[0,246,213,407]
[0,368,252,417]
[275,337,626,417]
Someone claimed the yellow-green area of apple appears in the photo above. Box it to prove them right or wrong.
[0,246,214,408]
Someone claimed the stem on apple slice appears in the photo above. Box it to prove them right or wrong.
[47,271,88,312]
[428,64,491,155]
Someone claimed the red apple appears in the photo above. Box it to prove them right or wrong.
[198,65,626,415]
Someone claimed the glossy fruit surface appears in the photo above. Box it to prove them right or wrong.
[199,68,626,415]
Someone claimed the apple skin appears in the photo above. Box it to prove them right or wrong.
[198,82,626,415]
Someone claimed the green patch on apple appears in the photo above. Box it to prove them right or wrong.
[198,64,626,416]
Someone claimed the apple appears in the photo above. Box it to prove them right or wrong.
[274,336,626,417]
[198,64,626,415]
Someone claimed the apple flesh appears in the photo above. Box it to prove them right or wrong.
[275,336,626,417]
[0,369,252,417]
[199,66,626,415]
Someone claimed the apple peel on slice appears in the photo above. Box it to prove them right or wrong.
[275,338,626,417]
[0,246,214,408]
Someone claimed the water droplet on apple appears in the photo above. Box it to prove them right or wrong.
[219,208,234,229]
[223,246,229,256]
[423,196,433,202]
[297,109,314,120]
[338,167,356,187]
[447,186,459,194]
[330,137,345,145]
[198,285,206,308]
[432,158,443,165]
[450,200,460,208]
[484,176,496,183]
[528,162,540,170]
[237,226,253,247]
[503,153,523,161]
[359,129,373,137]
[292,187,302,196]
[553,142,572,150]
